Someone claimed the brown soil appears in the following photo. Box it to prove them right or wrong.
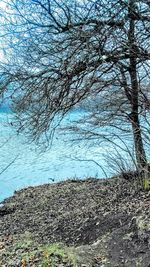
[0,177,150,266]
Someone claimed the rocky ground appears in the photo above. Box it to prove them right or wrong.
[0,177,150,266]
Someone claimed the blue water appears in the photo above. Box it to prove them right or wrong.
[0,110,110,202]
[0,108,149,203]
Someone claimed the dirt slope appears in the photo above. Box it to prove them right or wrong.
[0,177,150,266]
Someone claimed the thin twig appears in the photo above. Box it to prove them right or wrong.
[0,154,19,176]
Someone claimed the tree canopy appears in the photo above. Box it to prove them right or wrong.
[1,0,150,175]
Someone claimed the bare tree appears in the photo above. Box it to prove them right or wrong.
[1,0,150,177]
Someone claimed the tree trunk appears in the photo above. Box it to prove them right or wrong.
[128,0,148,173]
[130,111,147,170]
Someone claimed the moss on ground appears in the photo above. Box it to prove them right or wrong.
[0,232,77,266]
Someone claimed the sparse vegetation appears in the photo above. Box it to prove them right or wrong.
[0,232,76,266]
[0,0,149,266]
[0,178,150,266]
[1,0,150,182]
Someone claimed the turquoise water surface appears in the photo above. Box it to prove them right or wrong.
[0,106,149,202]
[0,109,109,202]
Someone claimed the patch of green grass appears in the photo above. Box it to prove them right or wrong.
[143,177,149,190]
[2,232,77,266]
[40,243,76,267]
[20,242,77,266]
[13,232,33,251]
[40,243,66,257]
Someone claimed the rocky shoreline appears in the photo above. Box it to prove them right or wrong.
[0,177,150,266]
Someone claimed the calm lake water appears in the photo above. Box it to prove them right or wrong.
[1,107,149,203]
[0,109,110,202]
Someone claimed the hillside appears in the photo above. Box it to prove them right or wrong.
[0,177,150,266]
